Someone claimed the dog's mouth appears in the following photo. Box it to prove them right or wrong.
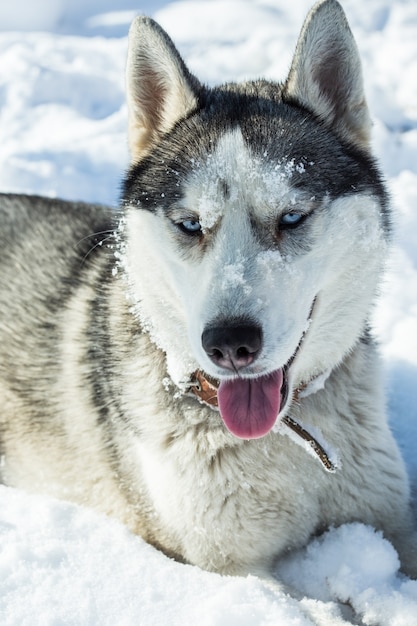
[217,349,299,439]
[216,367,288,439]
[189,358,337,472]
[189,342,300,440]
[214,298,311,439]
[190,302,314,440]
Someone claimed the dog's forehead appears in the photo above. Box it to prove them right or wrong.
[183,127,307,229]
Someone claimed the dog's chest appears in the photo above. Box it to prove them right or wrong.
[135,435,322,573]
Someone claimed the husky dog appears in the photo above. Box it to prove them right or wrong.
[0,0,416,586]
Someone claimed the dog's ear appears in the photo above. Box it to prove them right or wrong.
[284,0,371,151]
[126,16,200,163]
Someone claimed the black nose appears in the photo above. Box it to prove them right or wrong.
[201,320,263,371]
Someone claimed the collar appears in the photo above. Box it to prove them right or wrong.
[188,369,336,473]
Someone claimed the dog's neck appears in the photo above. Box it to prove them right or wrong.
[187,369,336,473]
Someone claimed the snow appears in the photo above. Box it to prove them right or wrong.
[0,1,416,624]
[276,524,417,626]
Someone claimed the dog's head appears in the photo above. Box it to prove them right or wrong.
[120,0,389,439]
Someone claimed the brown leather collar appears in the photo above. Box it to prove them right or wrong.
[189,370,219,407]
[188,369,336,473]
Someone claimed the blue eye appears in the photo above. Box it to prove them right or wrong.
[279,212,305,229]
[178,219,202,235]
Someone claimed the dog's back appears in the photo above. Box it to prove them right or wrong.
[0,193,112,381]
[0,194,117,497]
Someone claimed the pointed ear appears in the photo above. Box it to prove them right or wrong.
[126,16,201,163]
[284,0,371,151]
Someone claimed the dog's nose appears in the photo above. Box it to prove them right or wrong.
[201,321,263,371]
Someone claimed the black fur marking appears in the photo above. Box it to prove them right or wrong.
[85,265,127,429]
[121,81,390,237]
[220,179,230,200]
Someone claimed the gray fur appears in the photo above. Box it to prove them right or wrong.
[0,1,416,607]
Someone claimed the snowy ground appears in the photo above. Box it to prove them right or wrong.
[0,1,417,624]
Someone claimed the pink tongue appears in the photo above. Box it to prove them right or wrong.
[217,370,283,439]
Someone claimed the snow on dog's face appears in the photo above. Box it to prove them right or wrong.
[120,2,389,439]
